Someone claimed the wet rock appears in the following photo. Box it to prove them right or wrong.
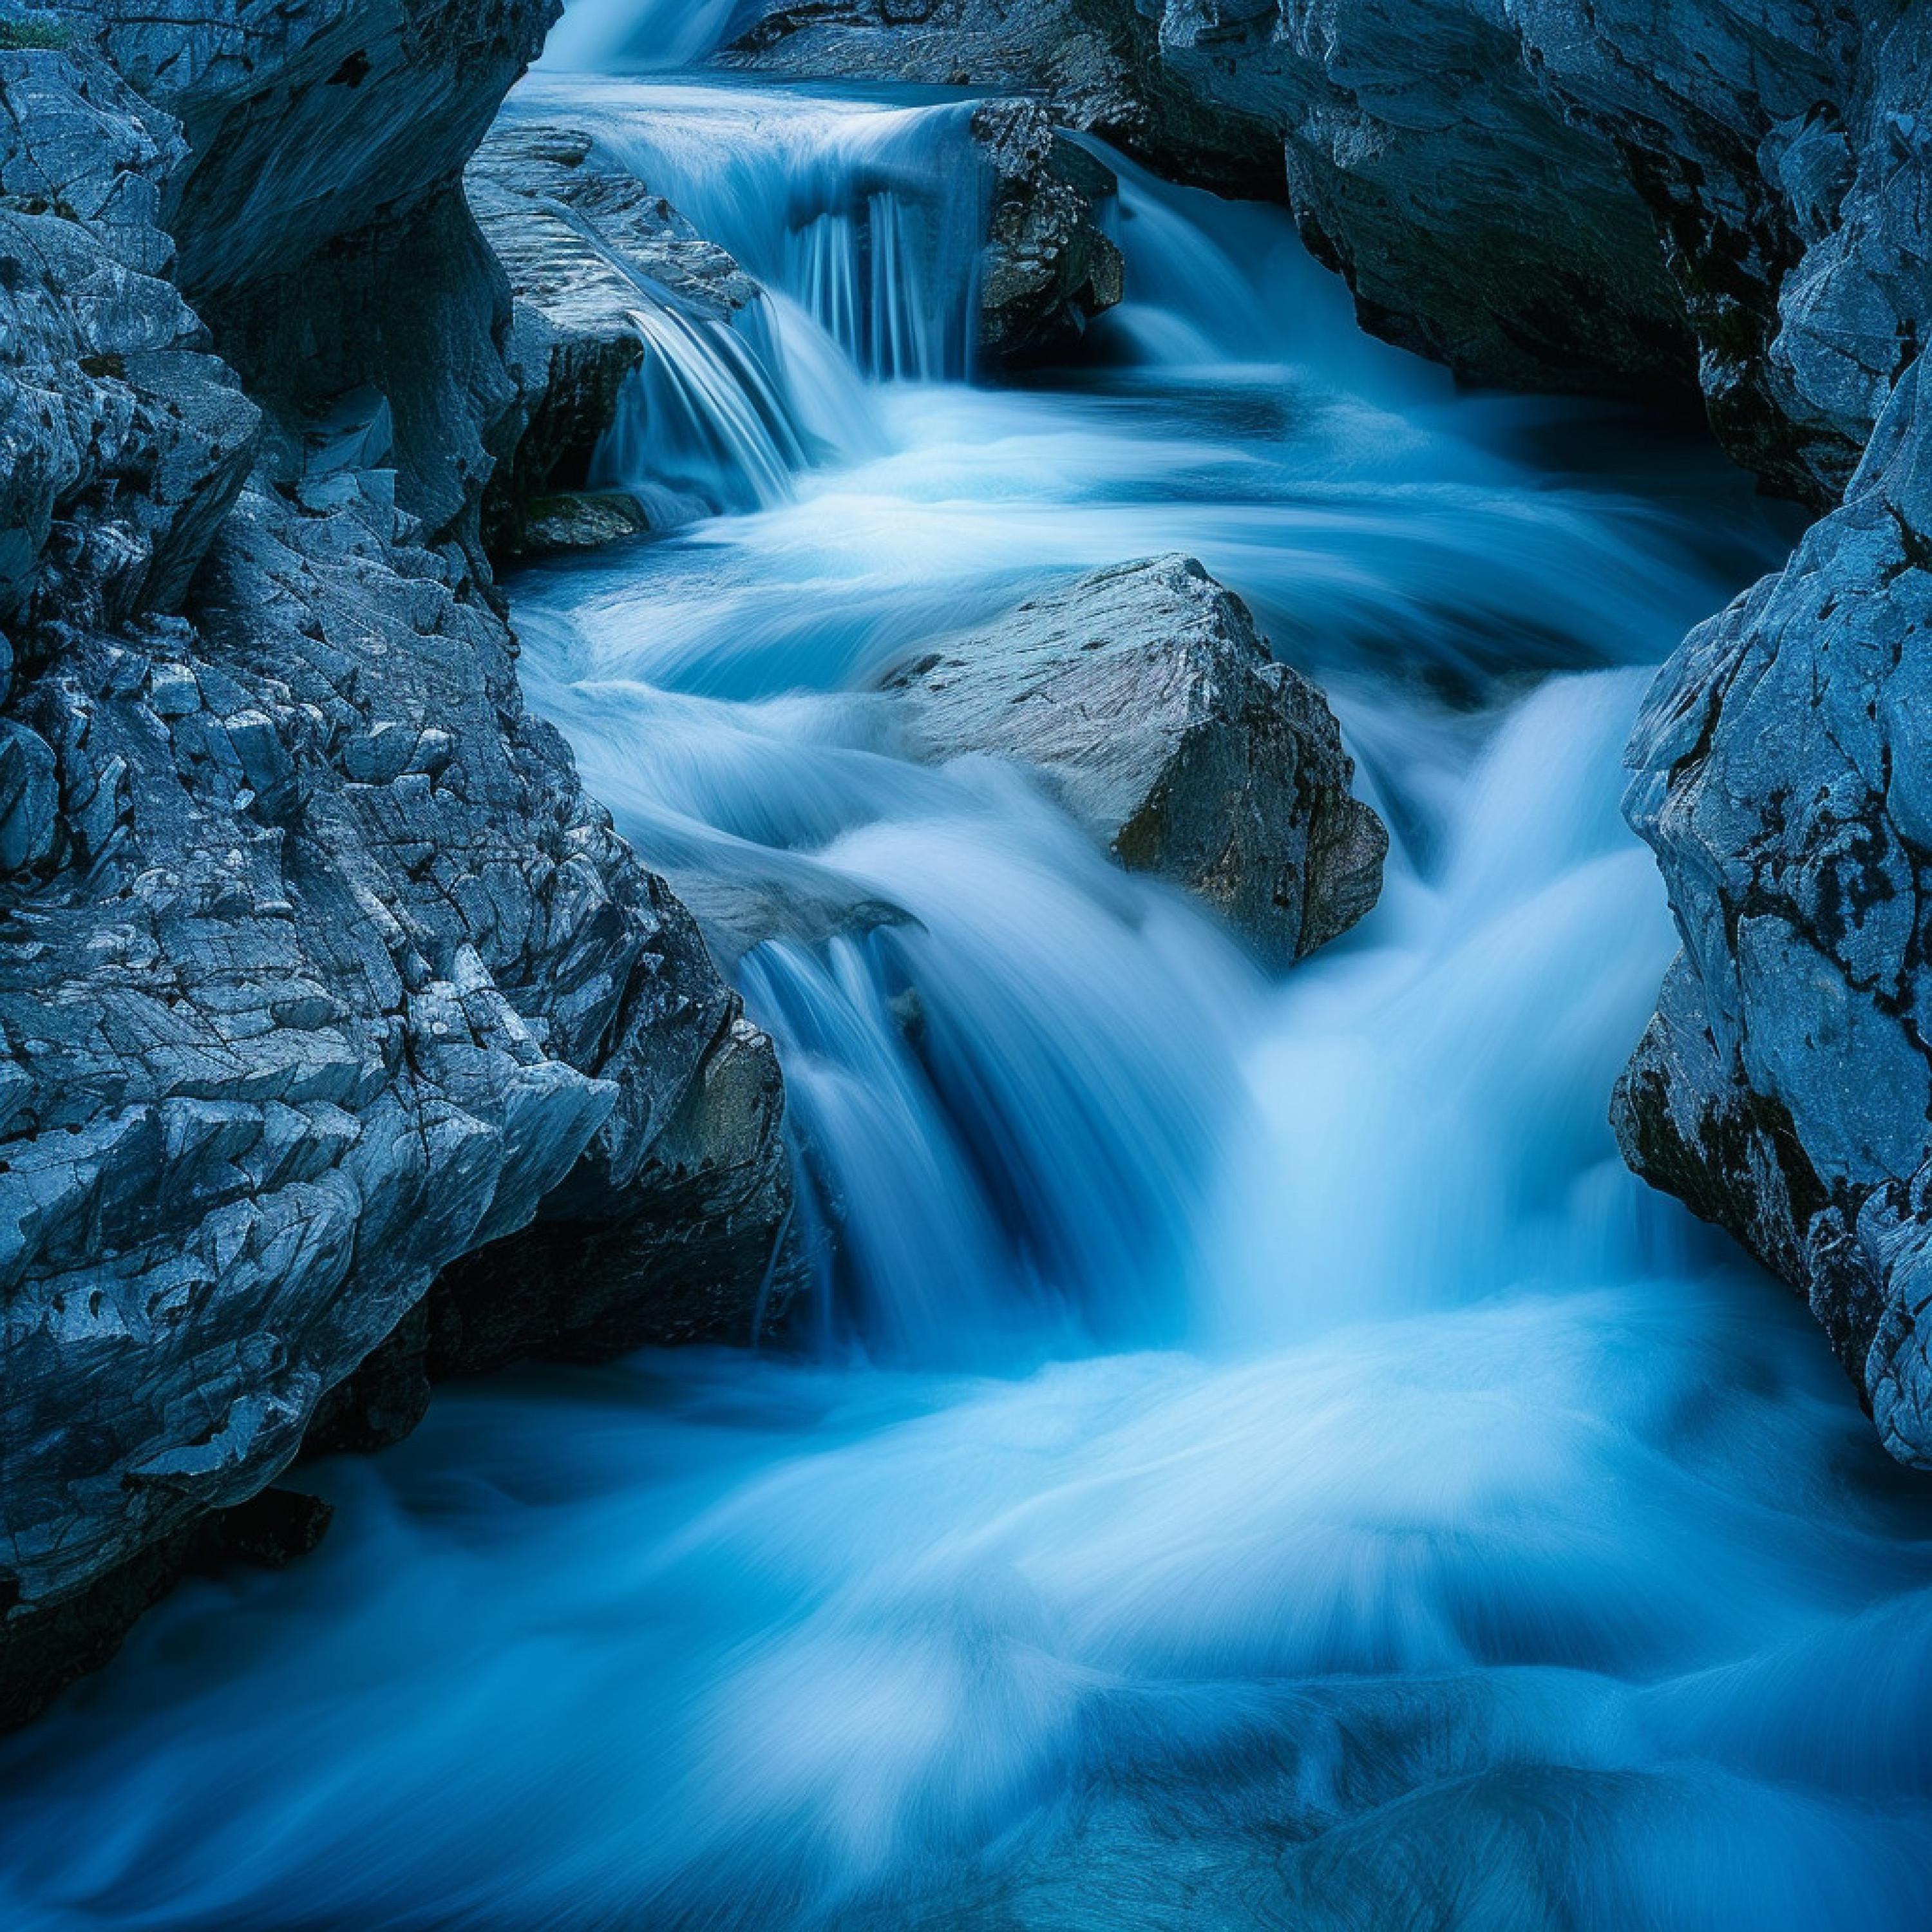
[1146,0,1700,406]
[882,554,1385,965]
[506,489,652,556]
[972,99,1122,365]
[0,6,792,1718]
[467,120,760,555]
[1614,5,1932,1466]
[722,0,1282,199]
[1139,1,1920,508]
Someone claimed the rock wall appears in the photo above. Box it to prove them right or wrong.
[0,0,790,1724]
[1614,12,1932,1466]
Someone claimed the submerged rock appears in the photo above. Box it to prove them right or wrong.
[882,554,1385,965]
[0,5,791,1722]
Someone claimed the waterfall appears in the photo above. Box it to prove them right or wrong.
[539,0,753,73]
[592,290,808,522]
[5,66,1929,1932]
[514,77,992,381]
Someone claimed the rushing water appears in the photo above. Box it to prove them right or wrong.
[6,65,1932,1932]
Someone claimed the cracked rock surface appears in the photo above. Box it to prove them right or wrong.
[1612,12,1932,1461]
[0,0,790,1723]
[882,554,1387,967]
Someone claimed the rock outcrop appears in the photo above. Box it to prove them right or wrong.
[1613,11,1932,1466]
[468,119,761,555]
[972,97,1122,365]
[882,554,1386,965]
[0,1,790,1724]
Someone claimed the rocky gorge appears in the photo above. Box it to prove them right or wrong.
[0,0,1929,1924]
[726,1,1932,1461]
[0,0,1368,1719]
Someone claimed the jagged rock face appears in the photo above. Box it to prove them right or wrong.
[972,98,1122,365]
[0,5,790,1721]
[882,554,1386,965]
[1150,1,1698,405]
[467,120,757,555]
[1615,14,1932,1464]
[1146,0,1918,507]
[722,0,1282,198]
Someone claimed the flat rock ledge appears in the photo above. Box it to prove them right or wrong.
[882,554,1386,966]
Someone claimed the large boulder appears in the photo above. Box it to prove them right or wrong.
[0,4,791,1725]
[882,554,1386,965]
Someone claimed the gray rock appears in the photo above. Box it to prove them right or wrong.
[972,98,1122,365]
[1149,0,1698,406]
[1615,11,1932,1465]
[0,5,792,1723]
[882,554,1385,965]
[1137,0,1917,507]
[723,0,1283,199]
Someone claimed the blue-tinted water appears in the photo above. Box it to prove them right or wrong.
[3,68,1928,1932]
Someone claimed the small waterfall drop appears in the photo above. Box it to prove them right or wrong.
[516,76,992,381]
[540,0,752,74]
[592,290,808,522]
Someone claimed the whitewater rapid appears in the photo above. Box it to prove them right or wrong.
[3,70,1929,1932]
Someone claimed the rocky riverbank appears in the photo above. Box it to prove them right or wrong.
[0,0,793,1725]
[0,0,1383,1725]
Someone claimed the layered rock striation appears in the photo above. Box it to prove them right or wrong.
[882,554,1386,966]
[0,0,790,1723]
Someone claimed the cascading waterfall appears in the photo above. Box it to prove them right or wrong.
[5,63,1932,1932]
[592,289,808,521]
[512,75,992,379]
[537,0,753,74]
